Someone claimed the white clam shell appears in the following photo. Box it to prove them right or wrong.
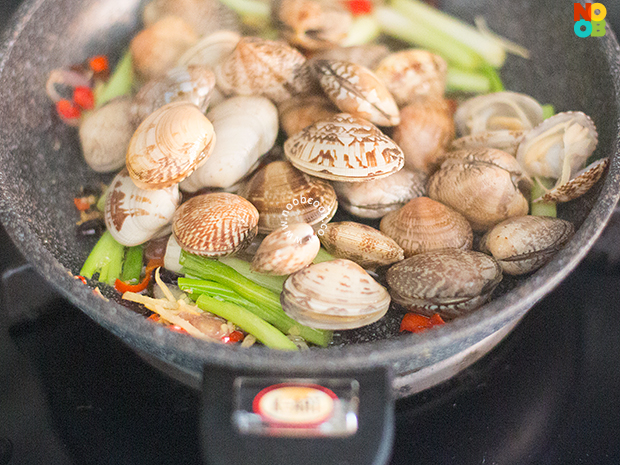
[104,169,181,247]
[450,130,526,156]
[180,96,279,191]
[177,30,241,68]
[281,259,391,330]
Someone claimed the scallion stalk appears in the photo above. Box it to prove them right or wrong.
[80,231,125,285]
[341,14,382,47]
[95,50,133,108]
[121,245,144,284]
[542,104,555,120]
[446,67,491,94]
[217,0,270,22]
[218,256,286,294]
[530,178,557,217]
[313,247,335,264]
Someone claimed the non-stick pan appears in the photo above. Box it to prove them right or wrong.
[1,0,619,463]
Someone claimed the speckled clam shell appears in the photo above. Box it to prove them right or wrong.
[281,259,391,330]
[454,91,544,136]
[312,59,400,126]
[380,197,473,257]
[104,168,181,247]
[449,130,526,156]
[533,157,609,203]
[441,148,530,183]
[239,160,338,234]
[333,168,427,219]
[386,250,502,319]
[313,44,390,70]
[284,113,404,182]
[251,223,320,275]
[214,37,314,104]
[319,222,404,269]
[374,49,447,107]
[177,30,241,68]
[126,101,216,190]
[278,94,339,137]
[172,192,259,257]
[131,65,216,125]
[479,216,574,275]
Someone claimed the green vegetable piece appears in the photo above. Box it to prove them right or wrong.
[313,247,336,264]
[121,245,144,284]
[218,0,270,23]
[218,256,286,294]
[531,178,557,217]
[446,67,491,94]
[80,231,126,285]
[542,104,555,120]
[480,63,505,92]
[341,15,382,47]
[196,294,298,351]
[95,50,133,108]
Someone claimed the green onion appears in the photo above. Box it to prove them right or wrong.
[96,186,107,212]
[480,63,505,92]
[530,178,557,217]
[313,247,336,264]
[218,256,286,294]
[95,50,133,108]
[80,231,125,285]
[196,294,297,351]
[542,104,555,120]
[121,245,144,284]
[446,67,491,94]
[217,0,270,22]
[341,14,382,47]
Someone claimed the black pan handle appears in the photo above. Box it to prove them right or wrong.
[200,363,395,465]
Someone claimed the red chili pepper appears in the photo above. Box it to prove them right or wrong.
[221,330,244,344]
[75,275,87,285]
[400,312,446,333]
[73,197,91,211]
[73,86,95,110]
[56,99,81,120]
[114,258,165,293]
[89,55,109,74]
[344,0,373,15]
[429,313,446,327]
[148,314,161,322]
[168,325,189,335]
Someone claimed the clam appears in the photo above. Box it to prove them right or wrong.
[131,65,216,124]
[454,91,544,136]
[130,16,199,82]
[333,168,427,219]
[180,96,279,191]
[428,149,529,231]
[278,94,339,137]
[177,30,241,68]
[251,223,320,275]
[104,169,181,247]
[143,0,239,36]
[313,44,390,70]
[274,0,352,51]
[312,59,400,126]
[283,113,404,182]
[380,197,473,257]
[281,259,391,330]
[450,130,526,156]
[479,216,574,275]
[533,157,609,203]
[239,160,338,234]
[391,97,455,173]
[172,192,259,257]
[126,101,216,190]
[214,36,314,104]
[374,49,448,107]
[386,249,502,319]
[319,222,404,269]
[79,97,134,173]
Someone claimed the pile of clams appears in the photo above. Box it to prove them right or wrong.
[63,0,608,345]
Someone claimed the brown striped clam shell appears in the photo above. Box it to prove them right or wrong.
[479,216,574,275]
[380,197,473,257]
[239,160,338,234]
[533,157,609,203]
[126,101,216,190]
[283,113,404,182]
[172,192,259,257]
[319,222,404,269]
[312,59,400,126]
[386,249,502,319]
[251,223,320,275]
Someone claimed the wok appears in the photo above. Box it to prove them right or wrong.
[1,0,619,463]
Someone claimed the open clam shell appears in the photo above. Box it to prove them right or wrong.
[319,222,404,269]
[386,249,502,319]
[281,259,391,330]
[533,157,609,203]
[239,160,338,234]
[380,197,473,257]
[283,113,404,182]
[312,59,400,126]
[479,216,575,275]
[172,192,259,257]
[454,91,544,136]
[126,101,216,190]
[104,168,181,247]
[449,130,526,156]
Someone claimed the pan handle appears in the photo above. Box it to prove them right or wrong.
[200,363,395,465]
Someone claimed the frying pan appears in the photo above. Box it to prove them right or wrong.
[1,0,619,463]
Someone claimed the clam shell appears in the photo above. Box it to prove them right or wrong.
[533,157,609,203]
[374,49,447,107]
[313,44,390,70]
[313,59,400,126]
[126,101,216,190]
[214,37,314,104]
[333,168,427,219]
[283,113,404,182]
[386,250,502,319]
[104,168,181,247]
[454,91,544,136]
[172,192,259,257]
[251,223,320,275]
[239,160,338,234]
[278,94,339,137]
[319,222,404,269]
[392,97,455,173]
[281,259,391,330]
[177,30,241,68]
[479,216,574,275]
[449,130,526,156]
[180,96,279,191]
[380,197,473,257]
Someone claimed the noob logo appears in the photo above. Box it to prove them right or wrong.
[574,3,607,37]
